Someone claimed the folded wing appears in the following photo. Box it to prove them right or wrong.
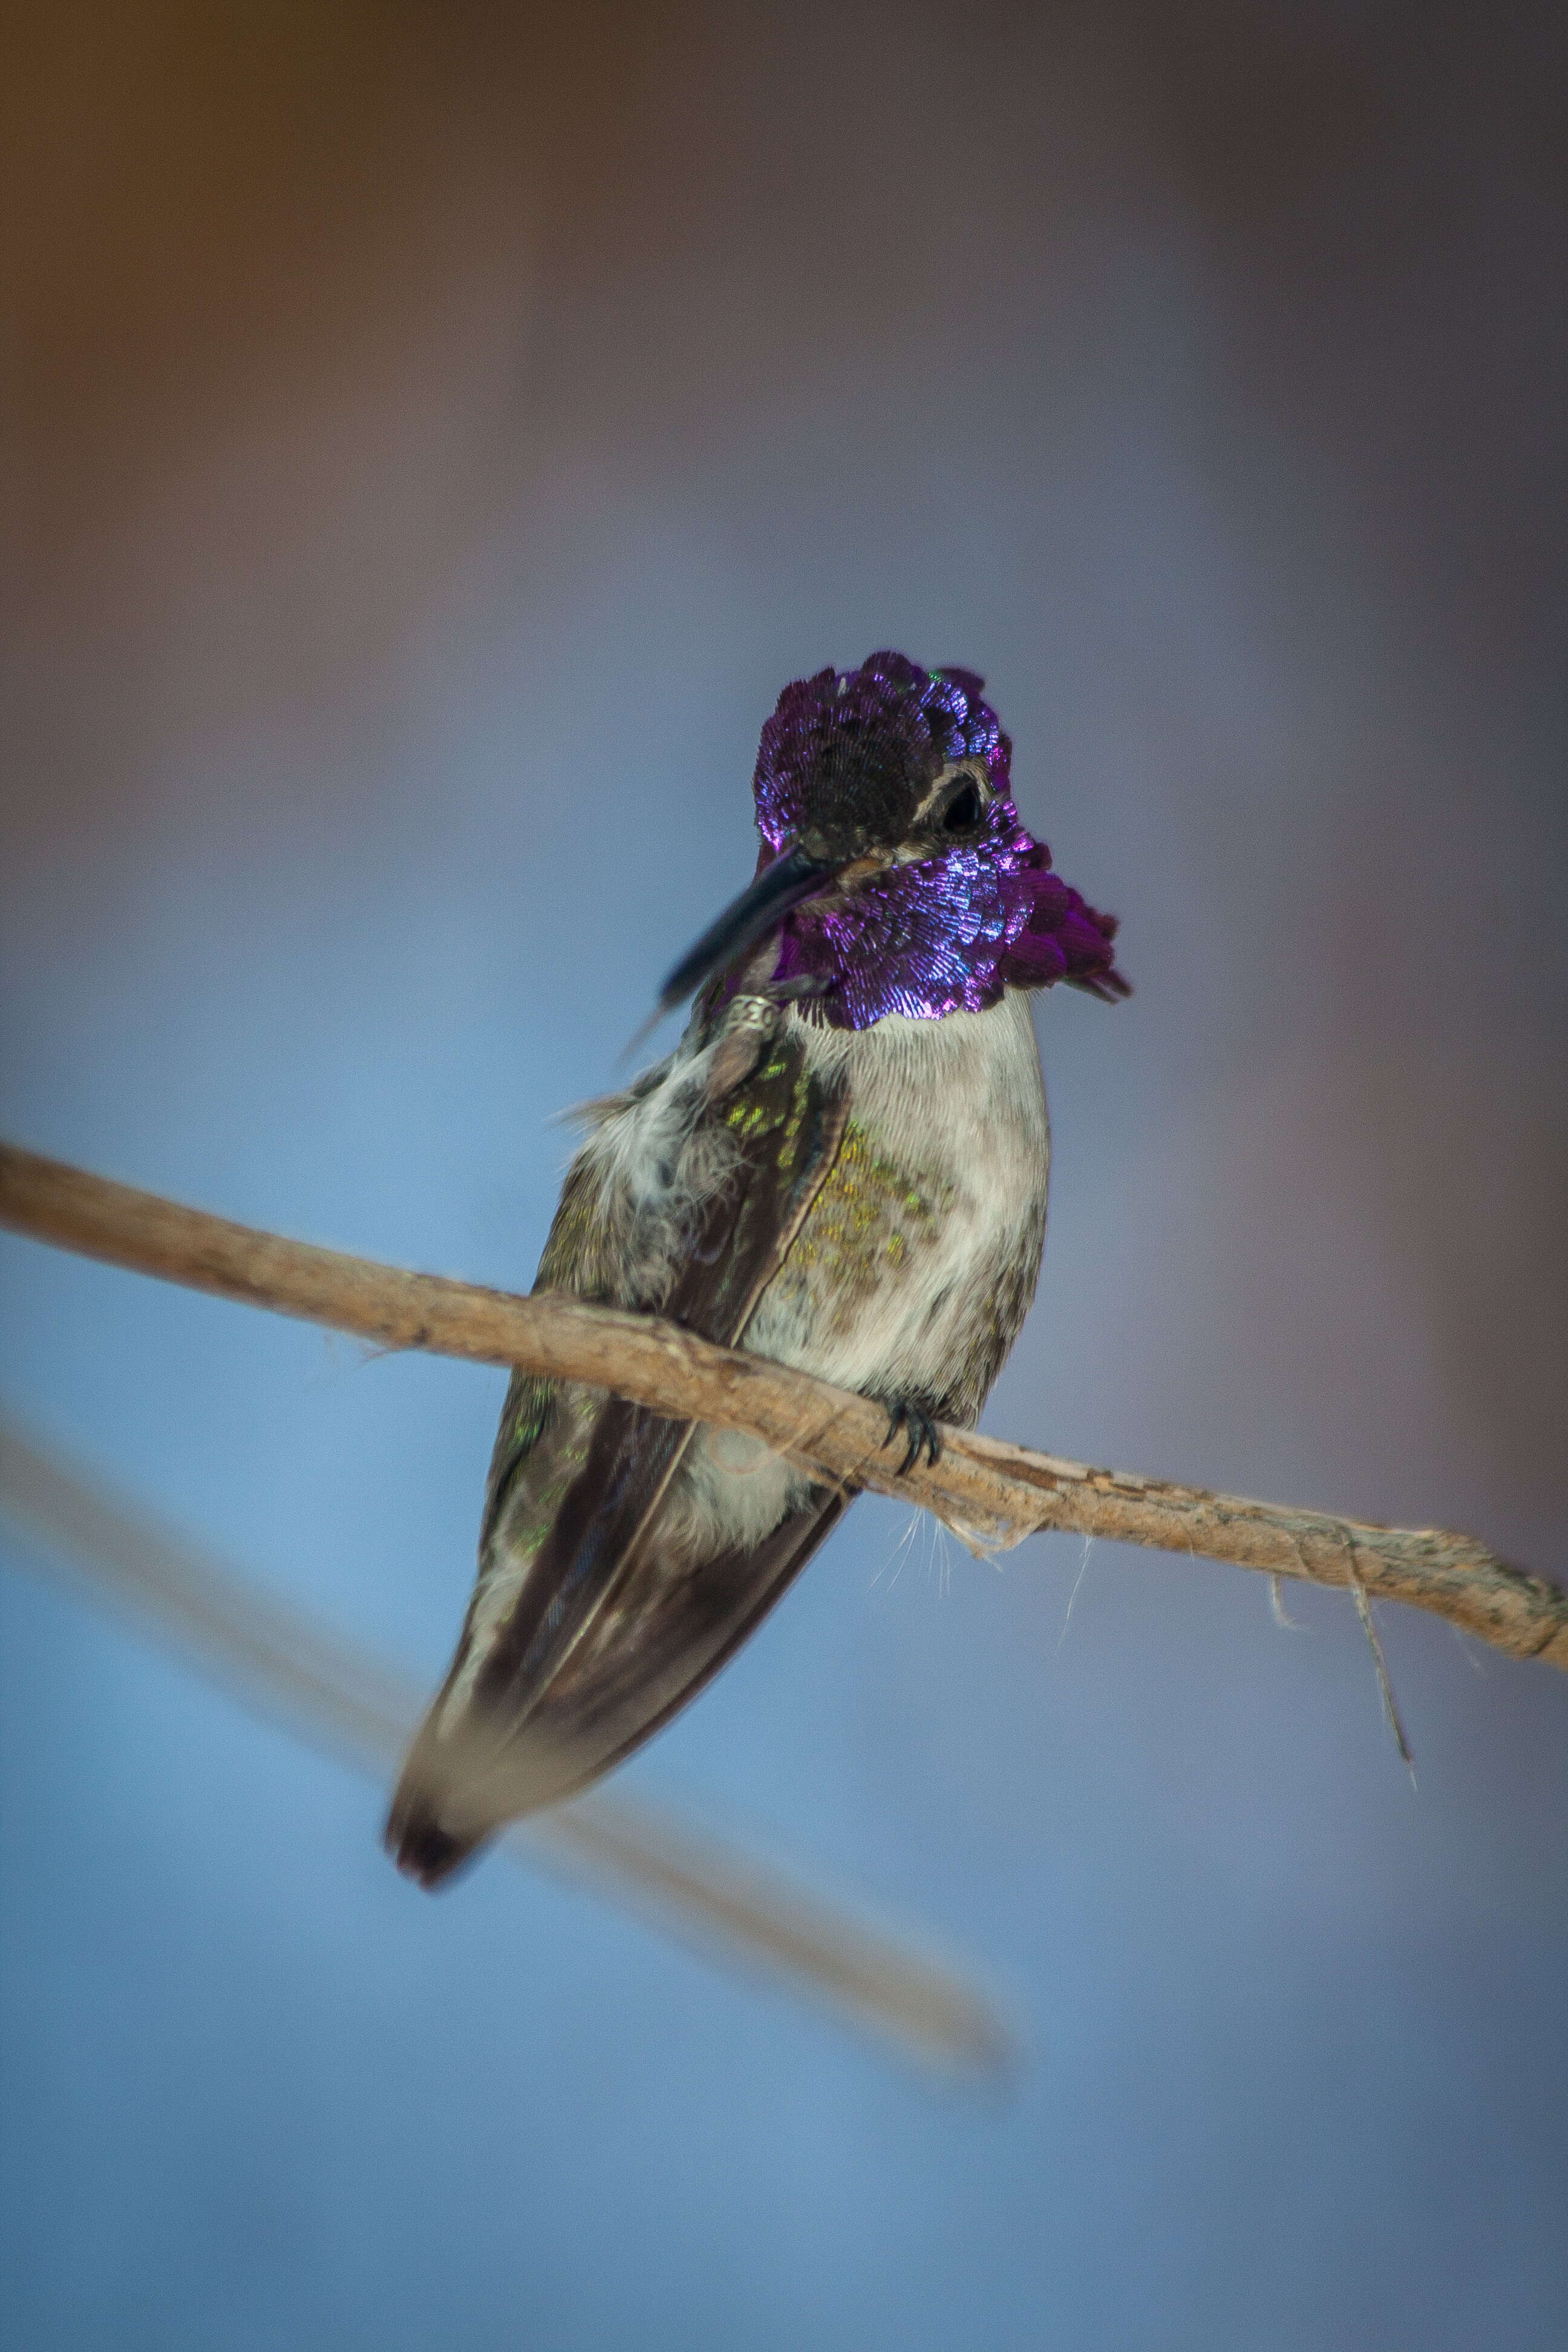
[388,1024,851,1885]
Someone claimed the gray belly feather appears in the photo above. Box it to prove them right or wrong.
[679,990,1050,1553]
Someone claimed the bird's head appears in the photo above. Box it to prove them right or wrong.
[658,649,1129,1031]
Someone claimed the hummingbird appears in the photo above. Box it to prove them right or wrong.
[388,650,1128,1885]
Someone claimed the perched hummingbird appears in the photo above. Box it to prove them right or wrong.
[388,651,1128,1884]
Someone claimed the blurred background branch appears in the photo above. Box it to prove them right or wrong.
[0,1417,1013,2076]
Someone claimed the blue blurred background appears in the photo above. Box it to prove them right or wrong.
[4,4,1566,2344]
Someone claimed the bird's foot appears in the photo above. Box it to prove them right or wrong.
[879,1396,942,1475]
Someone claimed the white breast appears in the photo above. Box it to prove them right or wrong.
[745,988,1050,1404]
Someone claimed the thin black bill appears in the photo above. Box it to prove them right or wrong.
[655,840,835,1017]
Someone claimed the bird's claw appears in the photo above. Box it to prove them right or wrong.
[880,1397,942,1475]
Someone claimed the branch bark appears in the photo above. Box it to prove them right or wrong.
[4,1140,1564,1673]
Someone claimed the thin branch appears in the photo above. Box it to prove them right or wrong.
[0,1419,1012,2076]
[3,1140,1564,1673]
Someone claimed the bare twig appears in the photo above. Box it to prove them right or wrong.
[0,1419,1013,2075]
[3,1140,1564,1672]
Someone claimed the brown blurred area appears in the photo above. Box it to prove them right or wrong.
[9,3,1560,805]
[5,0,610,831]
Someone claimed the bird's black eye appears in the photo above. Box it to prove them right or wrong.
[941,779,983,832]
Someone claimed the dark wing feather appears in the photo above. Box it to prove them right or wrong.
[518,1488,848,1800]
[388,1029,851,1884]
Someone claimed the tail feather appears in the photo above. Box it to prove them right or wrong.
[385,1489,850,1890]
[385,1781,488,1890]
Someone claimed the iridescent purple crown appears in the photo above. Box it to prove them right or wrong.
[752,650,1128,1030]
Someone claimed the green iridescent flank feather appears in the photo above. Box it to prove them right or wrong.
[480,1151,623,1557]
[773,1119,953,1327]
[506,1377,551,1458]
